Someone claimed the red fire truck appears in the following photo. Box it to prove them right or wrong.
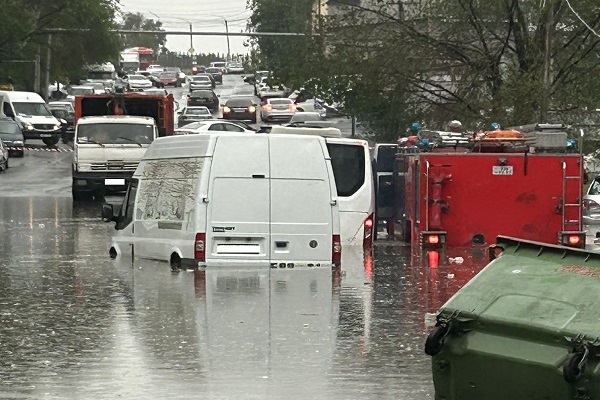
[394,125,585,257]
[75,92,175,137]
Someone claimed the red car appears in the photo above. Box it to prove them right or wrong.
[159,72,180,87]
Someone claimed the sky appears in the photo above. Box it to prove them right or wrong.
[117,0,252,56]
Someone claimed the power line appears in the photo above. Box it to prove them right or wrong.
[564,0,600,39]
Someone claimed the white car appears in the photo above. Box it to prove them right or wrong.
[584,176,600,225]
[146,64,164,75]
[174,120,255,135]
[189,75,213,91]
[126,75,153,90]
[209,61,227,74]
[226,61,244,74]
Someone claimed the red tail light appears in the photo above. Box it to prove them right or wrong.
[332,234,342,268]
[560,232,585,248]
[363,213,374,250]
[195,233,206,261]
[222,105,231,114]
[288,104,297,112]
[263,104,272,112]
[192,66,198,72]
[427,235,439,244]
[187,97,191,104]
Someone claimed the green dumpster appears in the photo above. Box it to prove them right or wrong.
[426,236,600,400]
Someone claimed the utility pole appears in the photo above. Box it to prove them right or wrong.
[44,34,52,101]
[224,19,231,62]
[34,50,41,94]
[541,2,554,122]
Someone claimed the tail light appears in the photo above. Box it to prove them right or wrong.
[560,232,586,249]
[263,104,272,112]
[192,66,198,72]
[248,105,256,113]
[195,233,206,261]
[421,231,446,250]
[332,234,342,268]
[222,106,231,114]
[288,104,296,112]
[187,97,191,104]
[363,213,374,250]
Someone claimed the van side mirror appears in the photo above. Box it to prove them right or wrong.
[101,203,117,223]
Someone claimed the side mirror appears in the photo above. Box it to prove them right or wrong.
[101,203,117,223]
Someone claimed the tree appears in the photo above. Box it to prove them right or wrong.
[0,0,121,90]
[120,12,167,55]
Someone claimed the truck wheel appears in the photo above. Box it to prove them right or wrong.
[170,253,182,272]
[42,137,59,146]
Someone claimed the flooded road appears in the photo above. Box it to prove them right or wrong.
[0,196,486,399]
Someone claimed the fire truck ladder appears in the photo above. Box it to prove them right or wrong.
[561,160,582,232]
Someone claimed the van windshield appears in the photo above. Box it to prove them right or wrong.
[13,102,52,117]
[77,123,155,145]
[327,143,365,197]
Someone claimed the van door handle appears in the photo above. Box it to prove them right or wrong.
[275,241,288,248]
[252,174,265,179]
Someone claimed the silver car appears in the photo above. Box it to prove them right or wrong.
[0,139,9,171]
[189,75,213,91]
[584,176,600,225]
[260,98,296,122]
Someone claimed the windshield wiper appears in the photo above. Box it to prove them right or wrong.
[78,138,105,147]
[117,136,143,147]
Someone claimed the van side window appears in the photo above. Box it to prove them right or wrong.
[590,179,600,195]
[116,179,138,230]
[327,143,365,197]
[3,102,14,118]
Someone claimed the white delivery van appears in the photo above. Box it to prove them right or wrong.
[102,132,342,270]
[270,125,375,249]
[0,90,62,146]
[72,115,158,201]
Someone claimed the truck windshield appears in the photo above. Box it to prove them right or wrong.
[13,102,52,117]
[77,123,154,145]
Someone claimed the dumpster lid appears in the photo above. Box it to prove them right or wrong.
[439,236,600,339]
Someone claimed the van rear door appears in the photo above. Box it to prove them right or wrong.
[269,135,333,267]
[206,135,270,266]
[326,138,375,246]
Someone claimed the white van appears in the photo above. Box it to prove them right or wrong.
[103,133,342,270]
[72,115,158,201]
[0,91,62,146]
[269,125,376,249]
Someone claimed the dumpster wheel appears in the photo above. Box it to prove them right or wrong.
[425,325,449,356]
[563,350,588,384]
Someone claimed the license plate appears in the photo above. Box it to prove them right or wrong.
[40,134,52,138]
[105,178,125,185]
[492,166,513,175]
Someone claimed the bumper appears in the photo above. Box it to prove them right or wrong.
[223,112,255,121]
[23,130,61,140]
[72,170,133,193]
[262,112,294,121]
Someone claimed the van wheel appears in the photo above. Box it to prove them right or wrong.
[42,137,59,146]
[170,253,183,272]
[72,189,90,202]
[109,247,118,259]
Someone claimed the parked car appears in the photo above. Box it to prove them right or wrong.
[0,139,9,171]
[289,111,325,124]
[158,72,180,87]
[260,98,296,122]
[222,96,258,123]
[48,104,75,143]
[189,75,213,91]
[209,61,227,74]
[146,64,164,75]
[165,67,186,85]
[192,65,206,75]
[187,89,219,112]
[174,120,255,135]
[0,117,24,157]
[205,67,223,84]
[126,74,153,90]
[177,106,214,127]
[226,61,244,74]
[584,176,600,225]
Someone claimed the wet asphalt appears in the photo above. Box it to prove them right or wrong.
[0,75,489,399]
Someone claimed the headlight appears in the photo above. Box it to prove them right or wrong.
[54,123,61,130]
[77,163,92,172]
[24,122,34,130]
[13,141,23,146]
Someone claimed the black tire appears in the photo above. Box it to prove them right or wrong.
[424,325,448,356]
[170,253,183,272]
[5,159,8,170]
[72,189,89,202]
[17,150,24,158]
[109,247,118,259]
[563,352,586,384]
[42,137,59,146]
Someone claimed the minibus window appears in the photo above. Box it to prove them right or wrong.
[327,143,365,197]
[116,179,138,230]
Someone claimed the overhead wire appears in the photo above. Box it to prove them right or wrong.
[564,0,600,39]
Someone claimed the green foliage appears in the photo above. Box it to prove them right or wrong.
[0,0,120,90]
[120,12,167,54]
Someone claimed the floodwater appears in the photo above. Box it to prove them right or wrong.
[0,197,486,399]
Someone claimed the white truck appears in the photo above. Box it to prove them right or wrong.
[119,51,140,73]
[72,115,158,201]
